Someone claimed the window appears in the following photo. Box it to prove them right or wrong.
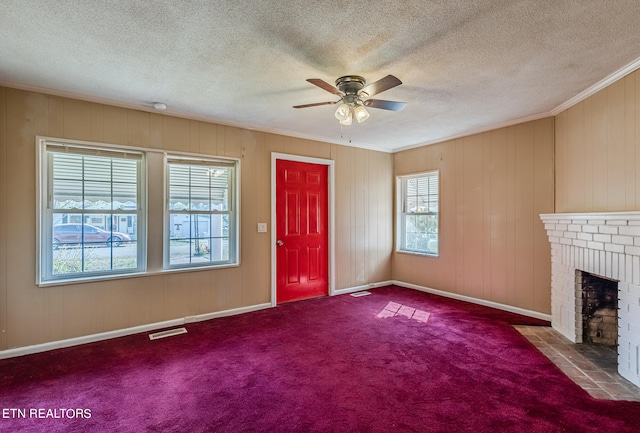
[38,139,146,283]
[396,171,439,255]
[166,157,238,268]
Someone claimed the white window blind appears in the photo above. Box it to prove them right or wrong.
[397,171,439,255]
[39,141,146,283]
[166,158,238,268]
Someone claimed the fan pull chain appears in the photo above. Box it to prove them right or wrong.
[340,124,352,143]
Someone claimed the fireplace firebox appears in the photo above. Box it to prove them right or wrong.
[580,272,618,347]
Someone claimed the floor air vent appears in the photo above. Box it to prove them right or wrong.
[350,291,372,297]
[149,327,188,340]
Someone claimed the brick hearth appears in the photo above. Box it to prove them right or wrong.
[540,212,640,389]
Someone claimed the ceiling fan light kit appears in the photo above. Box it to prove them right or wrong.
[294,75,406,126]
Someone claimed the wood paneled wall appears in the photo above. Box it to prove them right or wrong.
[0,87,7,351]
[0,87,392,350]
[393,118,555,314]
[555,69,640,212]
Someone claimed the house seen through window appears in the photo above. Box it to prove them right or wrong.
[39,142,145,282]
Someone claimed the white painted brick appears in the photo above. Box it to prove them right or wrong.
[556,224,568,231]
[634,256,640,286]
[627,255,634,283]
[626,245,640,256]
[594,233,612,243]
[568,224,582,232]
[612,253,619,279]
[577,232,593,241]
[573,239,587,248]
[619,281,630,293]
[613,235,634,245]
[628,283,640,300]
[564,231,577,239]
[549,230,563,238]
[599,225,619,234]
[544,223,556,231]
[619,226,640,237]
[587,241,604,251]
[572,219,588,225]
[560,237,572,245]
[583,225,599,233]
[629,220,640,226]
[588,219,606,225]
[548,236,559,244]
[607,220,629,226]
[606,251,612,277]
[629,303,640,322]
[605,243,625,254]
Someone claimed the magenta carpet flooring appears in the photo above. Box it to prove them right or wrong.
[2,285,640,432]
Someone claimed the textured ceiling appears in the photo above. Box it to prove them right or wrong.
[2,1,640,152]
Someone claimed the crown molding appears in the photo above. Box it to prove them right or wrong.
[551,56,640,115]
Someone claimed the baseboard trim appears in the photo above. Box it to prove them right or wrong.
[0,302,273,360]
[185,303,272,323]
[333,281,394,296]
[391,280,552,322]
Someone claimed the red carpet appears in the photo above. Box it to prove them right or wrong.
[1,285,640,432]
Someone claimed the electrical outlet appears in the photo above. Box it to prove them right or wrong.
[257,223,267,233]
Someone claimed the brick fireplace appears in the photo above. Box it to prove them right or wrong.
[540,212,640,389]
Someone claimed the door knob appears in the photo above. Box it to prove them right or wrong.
[276,240,284,247]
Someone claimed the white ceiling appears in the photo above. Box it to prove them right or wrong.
[2,1,640,153]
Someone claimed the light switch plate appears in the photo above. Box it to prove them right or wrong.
[257,223,267,233]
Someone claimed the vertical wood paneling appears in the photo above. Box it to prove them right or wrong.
[103,105,128,145]
[127,109,150,148]
[393,118,554,314]
[583,98,594,210]
[334,145,352,289]
[565,104,584,211]
[62,98,92,140]
[90,103,105,142]
[146,152,164,272]
[624,74,637,211]
[462,135,484,299]
[0,87,6,350]
[162,116,190,152]
[514,122,535,309]
[6,89,50,347]
[533,117,555,312]
[592,91,608,211]
[556,68,640,213]
[607,79,626,210]
[454,139,465,294]
[482,133,492,301]
[489,128,508,305]
[505,126,518,307]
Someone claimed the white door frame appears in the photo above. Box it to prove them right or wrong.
[271,152,335,306]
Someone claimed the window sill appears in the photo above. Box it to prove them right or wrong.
[37,262,240,287]
[395,249,439,258]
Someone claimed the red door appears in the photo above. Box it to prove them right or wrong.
[276,159,328,303]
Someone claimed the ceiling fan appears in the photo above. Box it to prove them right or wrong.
[293,75,407,125]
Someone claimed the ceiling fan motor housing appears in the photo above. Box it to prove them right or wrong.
[335,76,366,95]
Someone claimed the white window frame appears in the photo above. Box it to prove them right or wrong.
[36,137,147,284]
[396,170,439,256]
[164,155,240,270]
